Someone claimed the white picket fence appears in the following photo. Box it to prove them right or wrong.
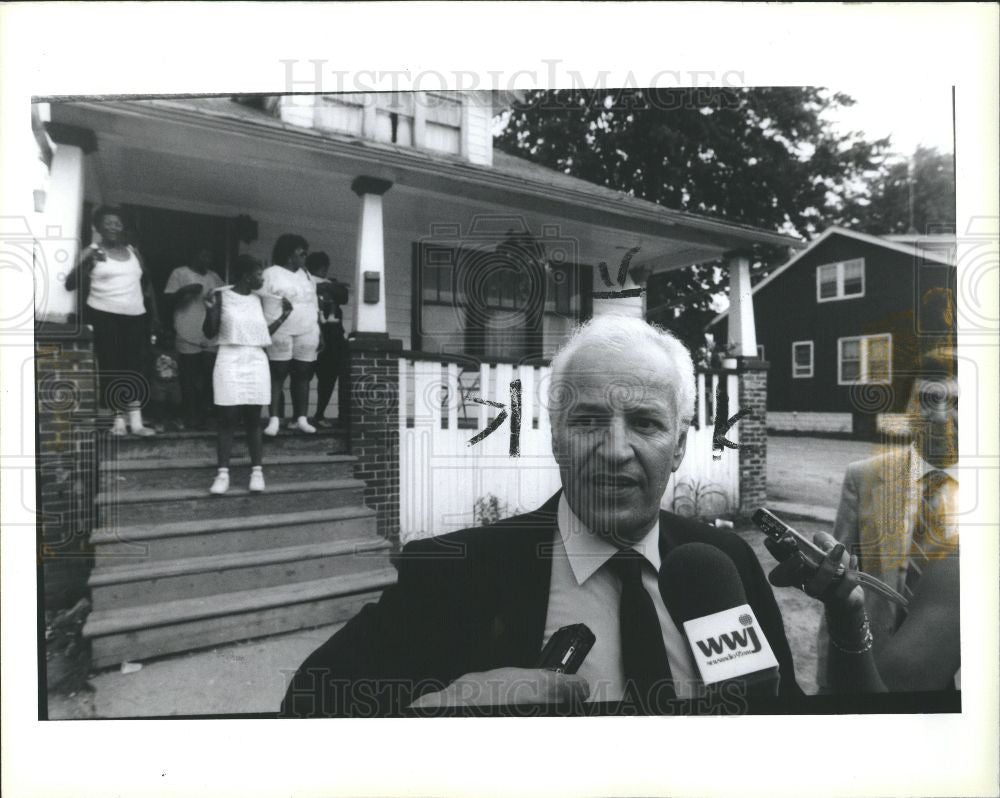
[665,371,741,518]
[398,359,741,543]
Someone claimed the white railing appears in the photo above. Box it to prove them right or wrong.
[398,357,561,544]
[664,370,740,517]
[398,360,741,543]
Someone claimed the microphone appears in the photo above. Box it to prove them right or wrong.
[660,543,780,702]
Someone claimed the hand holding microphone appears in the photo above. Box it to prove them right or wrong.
[754,508,907,610]
[756,510,884,673]
[764,529,864,611]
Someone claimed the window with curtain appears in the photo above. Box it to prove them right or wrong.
[838,333,892,384]
[816,258,865,302]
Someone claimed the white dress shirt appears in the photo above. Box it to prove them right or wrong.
[542,494,701,701]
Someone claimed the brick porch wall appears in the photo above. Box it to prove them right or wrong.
[737,359,768,517]
[35,322,100,609]
[348,334,401,546]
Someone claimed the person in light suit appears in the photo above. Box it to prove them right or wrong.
[281,315,802,717]
[818,347,960,692]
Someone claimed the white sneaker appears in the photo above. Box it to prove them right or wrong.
[127,409,156,437]
[209,470,230,495]
[111,416,127,436]
[263,416,280,437]
[248,468,265,492]
[295,416,317,434]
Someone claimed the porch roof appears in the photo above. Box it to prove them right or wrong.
[50,96,804,272]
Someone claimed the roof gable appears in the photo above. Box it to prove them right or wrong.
[707,226,955,327]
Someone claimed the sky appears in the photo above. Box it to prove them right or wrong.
[825,84,955,158]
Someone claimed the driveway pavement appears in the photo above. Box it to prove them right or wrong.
[767,434,883,511]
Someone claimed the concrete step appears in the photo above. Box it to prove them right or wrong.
[103,427,349,461]
[84,568,397,669]
[100,453,357,492]
[97,478,365,526]
[89,537,393,610]
[91,506,377,562]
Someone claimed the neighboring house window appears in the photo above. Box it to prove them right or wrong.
[817,258,865,302]
[756,344,766,360]
[838,333,892,384]
[791,341,813,378]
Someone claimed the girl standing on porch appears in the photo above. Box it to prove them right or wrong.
[261,233,320,436]
[65,205,161,437]
[202,255,292,494]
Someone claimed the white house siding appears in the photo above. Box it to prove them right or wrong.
[384,230,415,346]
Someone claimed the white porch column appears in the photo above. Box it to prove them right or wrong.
[350,176,393,335]
[590,256,645,320]
[725,250,758,357]
[39,125,96,323]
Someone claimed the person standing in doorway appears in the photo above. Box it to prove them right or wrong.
[306,251,350,427]
[164,245,223,429]
[261,234,320,436]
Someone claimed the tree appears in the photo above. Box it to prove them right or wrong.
[844,146,956,236]
[494,87,891,347]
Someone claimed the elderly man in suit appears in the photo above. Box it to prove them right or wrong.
[282,315,801,716]
[818,347,960,692]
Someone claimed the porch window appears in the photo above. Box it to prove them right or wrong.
[791,340,813,378]
[413,241,587,360]
[817,258,865,302]
[838,333,891,384]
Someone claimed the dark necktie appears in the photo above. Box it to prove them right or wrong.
[608,548,675,710]
[904,469,955,602]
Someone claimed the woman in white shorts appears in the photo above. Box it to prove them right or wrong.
[202,255,292,494]
[260,234,321,436]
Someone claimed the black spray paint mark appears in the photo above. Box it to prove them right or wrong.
[467,379,523,457]
[596,246,644,300]
[508,379,522,457]
[712,382,754,461]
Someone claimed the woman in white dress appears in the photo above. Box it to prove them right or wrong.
[202,255,292,494]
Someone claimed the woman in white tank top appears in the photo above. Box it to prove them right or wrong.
[65,206,161,437]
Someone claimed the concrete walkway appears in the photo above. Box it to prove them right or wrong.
[50,623,343,718]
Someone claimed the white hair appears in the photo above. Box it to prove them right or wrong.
[547,314,696,429]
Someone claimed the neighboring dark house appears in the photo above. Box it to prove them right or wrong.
[709,227,956,437]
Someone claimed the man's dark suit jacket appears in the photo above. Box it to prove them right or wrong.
[281,493,802,717]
